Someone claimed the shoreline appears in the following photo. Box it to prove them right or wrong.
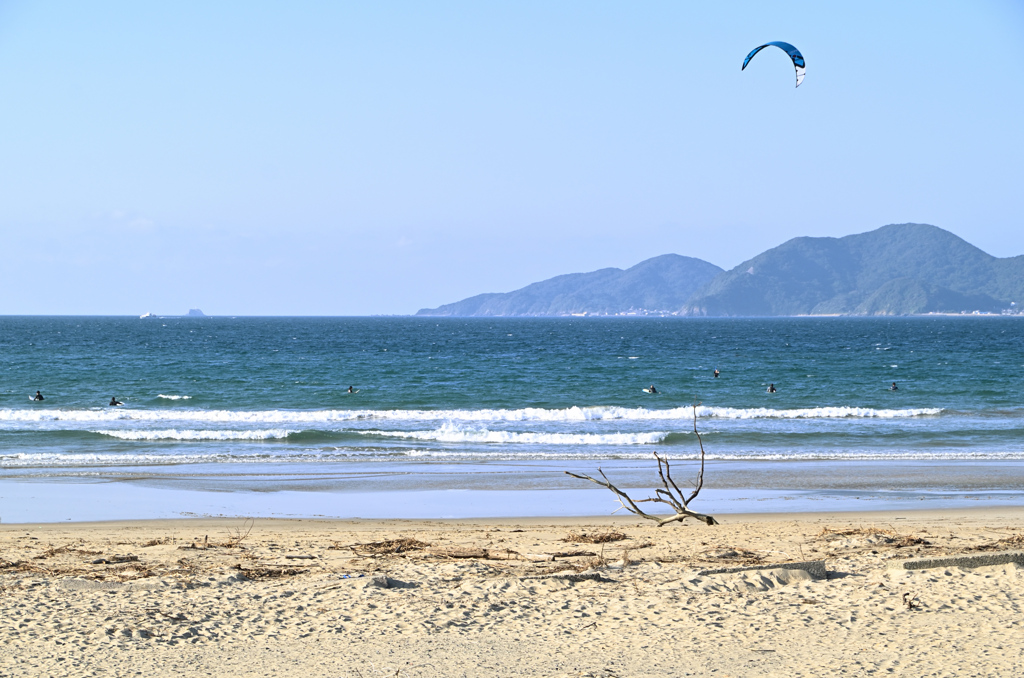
[7,457,1024,526]
[4,475,1024,524]
[7,503,1024,530]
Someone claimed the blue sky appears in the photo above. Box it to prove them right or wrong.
[1,1,1022,315]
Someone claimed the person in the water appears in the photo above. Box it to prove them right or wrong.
[767,383,777,393]
[890,382,898,391]
[648,385,658,394]
[347,386,354,393]
[109,397,123,406]
[33,391,44,401]
[714,369,720,378]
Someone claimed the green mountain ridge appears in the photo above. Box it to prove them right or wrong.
[416,254,723,316]
[417,224,1024,317]
[684,223,1024,316]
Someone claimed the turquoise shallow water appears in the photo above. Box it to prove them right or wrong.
[1,316,1022,521]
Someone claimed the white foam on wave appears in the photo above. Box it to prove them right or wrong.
[0,404,946,426]
[696,406,943,420]
[362,424,666,445]
[156,394,191,400]
[94,429,297,441]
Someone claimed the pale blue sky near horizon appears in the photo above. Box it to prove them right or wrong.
[1,1,1021,315]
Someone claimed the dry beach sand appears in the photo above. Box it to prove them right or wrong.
[2,508,1023,677]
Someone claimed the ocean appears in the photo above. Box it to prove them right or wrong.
[2,316,1023,522]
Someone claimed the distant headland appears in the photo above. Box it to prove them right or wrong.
[416,224,1024,317]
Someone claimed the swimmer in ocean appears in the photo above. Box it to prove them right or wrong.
[648,385,658,394]
[109,397,123,406]
[890,382,898,391]
[767,383,776,393]
[714,369,720,378]
[347,386,354,393]
[33,391,44,401]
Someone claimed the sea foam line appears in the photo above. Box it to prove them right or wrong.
[4,448,1024,468]
[94,429,297,441]
[0,405,945,425]
[361,426,666,445]
[399,450,1024,461]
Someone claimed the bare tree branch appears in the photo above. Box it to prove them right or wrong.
[565,404,718,527]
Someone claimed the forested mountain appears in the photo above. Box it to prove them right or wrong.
[683,224,1024,316]
[417,224,1024,317]
[416,254,723,316]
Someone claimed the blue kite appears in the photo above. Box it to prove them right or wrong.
[742,41,805,87]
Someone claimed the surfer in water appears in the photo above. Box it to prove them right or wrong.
[890,382,899,391]
[648,385,658,394]
[714,369,720,378]
[767,383,777,393]
[32,391,44,401]
[109,397,123,406]
[347,386,354,393]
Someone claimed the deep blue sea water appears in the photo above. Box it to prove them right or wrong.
[2,316,1023,521]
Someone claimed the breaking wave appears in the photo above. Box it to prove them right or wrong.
[94,429,297,441]
[362,425,666,445]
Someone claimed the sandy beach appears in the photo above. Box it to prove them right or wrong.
[1,508,1022,676]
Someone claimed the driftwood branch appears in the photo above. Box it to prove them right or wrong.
[565,404,718,527]
[425,547,554,562]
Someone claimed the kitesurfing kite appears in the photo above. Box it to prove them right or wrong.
[742,41,805,87]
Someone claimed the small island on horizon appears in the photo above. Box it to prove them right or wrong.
[139,309,208,319]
